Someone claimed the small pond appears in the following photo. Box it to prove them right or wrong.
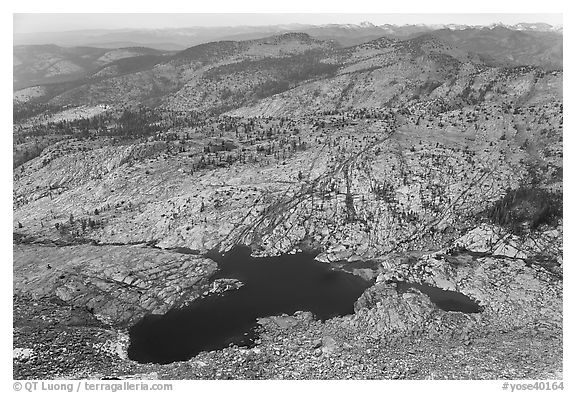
[395,281,483,313]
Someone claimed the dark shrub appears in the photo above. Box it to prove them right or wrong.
[482,186,562,235]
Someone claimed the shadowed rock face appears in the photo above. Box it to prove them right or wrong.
[13,243,218,326]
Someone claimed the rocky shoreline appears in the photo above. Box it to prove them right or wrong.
[13,243,218,326]
[13,238,563,380]
[13,293,562,380]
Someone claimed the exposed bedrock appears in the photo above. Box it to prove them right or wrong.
[13,243,217,326]
[352,250,562,337]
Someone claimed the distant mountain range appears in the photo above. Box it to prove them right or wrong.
[14,22,562,51]
[13,45,169,90]
[13,28,562,117]
[13,23,562,91]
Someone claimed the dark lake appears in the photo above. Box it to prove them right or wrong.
[127,246,371,364]
[395,281,483,313]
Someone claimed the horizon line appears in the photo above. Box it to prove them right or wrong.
[14,20,564,36]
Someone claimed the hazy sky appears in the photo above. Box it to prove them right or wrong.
[14,13,563,34]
